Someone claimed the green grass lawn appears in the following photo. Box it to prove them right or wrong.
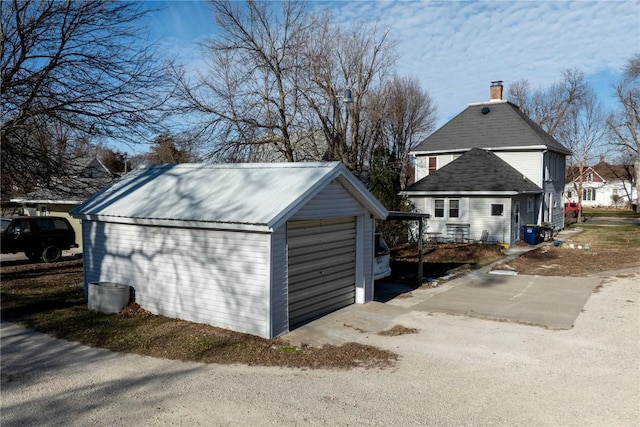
[582,207,640,218]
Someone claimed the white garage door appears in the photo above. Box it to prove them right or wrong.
[287,217,356,328]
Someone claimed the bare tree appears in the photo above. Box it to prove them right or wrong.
[1,0,171,196]
[608,53,640,212]
[380,75,437,188]
[174,0,312,162]
[298,15,398,176]
[557,90,608,221]
[507,69,589,137]
[147,132,199,164]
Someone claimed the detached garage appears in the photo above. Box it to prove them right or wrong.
[71,162,387,338]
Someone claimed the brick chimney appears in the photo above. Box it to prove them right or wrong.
[490,81,503,101]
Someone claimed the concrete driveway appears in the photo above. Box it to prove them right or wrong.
[286,267,602,347]
[412,273,600,329]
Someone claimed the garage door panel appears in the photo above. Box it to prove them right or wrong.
[287,238,355,258]
[288,250,355,275]
[289,272,352,303]
[288,217,356,328]
[289,288,356,325]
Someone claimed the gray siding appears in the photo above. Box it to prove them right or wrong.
[82,221,272,338]
[269,226,288,337]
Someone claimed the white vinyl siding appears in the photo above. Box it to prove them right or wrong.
[82,221,272,338]
[495,151,543,186]
[414,154,459,181]
[413,196,516,244]
[293,180,368,219]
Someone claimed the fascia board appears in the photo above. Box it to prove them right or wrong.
[410,146,555,156]
[70,214,272,233]
[401,190,538,196]
[10,198,81,204]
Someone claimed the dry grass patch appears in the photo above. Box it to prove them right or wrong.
[1,259,397,369]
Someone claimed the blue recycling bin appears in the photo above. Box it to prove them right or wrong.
[523,225,540,245]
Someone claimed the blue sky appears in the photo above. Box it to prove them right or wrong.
[140,0,638,146]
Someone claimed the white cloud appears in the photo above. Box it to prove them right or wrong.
[315,0,639,124]
[151,0,639,129]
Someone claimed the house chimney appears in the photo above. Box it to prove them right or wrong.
[490,81,503,101]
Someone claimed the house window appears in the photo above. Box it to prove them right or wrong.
[434,199,444,217]
[527,197,534,212]
[449,199,460,218]
[428,157,437,175]
[586,173,593,182]
[583,188,596,201]
[491,204,504,216]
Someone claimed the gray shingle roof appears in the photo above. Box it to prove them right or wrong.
[403,148,542,194]
[413,101,570,154]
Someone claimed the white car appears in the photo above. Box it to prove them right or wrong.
[374,233,391,280]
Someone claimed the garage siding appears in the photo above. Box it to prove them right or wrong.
[292,180,368,218]
[287,218,356,327]
[82,221,272,338]
[269,226,289,337]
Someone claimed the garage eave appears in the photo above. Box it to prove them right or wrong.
[71,214,273,233]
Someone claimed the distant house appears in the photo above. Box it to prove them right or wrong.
[402,82,570,246]
[10,157,117,247]
[71,162,387,338]
[565,161,637,208]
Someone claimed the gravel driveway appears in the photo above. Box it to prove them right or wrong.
[2,270,639,426]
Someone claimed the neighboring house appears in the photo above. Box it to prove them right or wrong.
[402,82,570,246]
[10,157,117,247]
[71,162,387,338]
[565,161,637,208]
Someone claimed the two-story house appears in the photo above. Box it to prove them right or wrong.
[402,82,570,247]
[565,161,637,209]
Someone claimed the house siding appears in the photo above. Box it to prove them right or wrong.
[82,221,272,338]
[414,154,459,181]
[495,151,543,186]
[412,196,520,245]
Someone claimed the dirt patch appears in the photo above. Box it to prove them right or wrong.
[390,242,504,280]
[377,325,419,336]
[392,242,503,263]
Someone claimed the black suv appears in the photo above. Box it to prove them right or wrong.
[1,216,78,262]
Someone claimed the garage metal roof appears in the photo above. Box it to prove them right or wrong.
[71,162,387,232]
